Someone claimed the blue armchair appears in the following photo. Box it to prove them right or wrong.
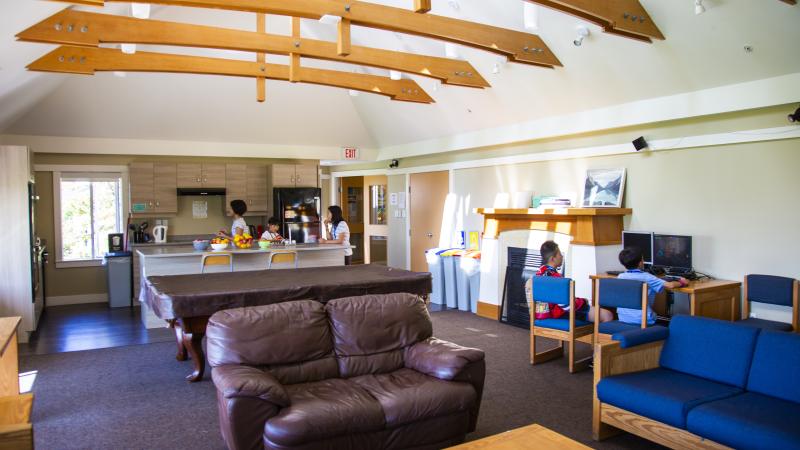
[528,276,593,373]
[739,274,798,332]
[593,278,648,343]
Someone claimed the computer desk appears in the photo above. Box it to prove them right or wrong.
[590,274,741,322]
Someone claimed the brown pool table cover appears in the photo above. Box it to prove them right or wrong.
[143,264,432,319]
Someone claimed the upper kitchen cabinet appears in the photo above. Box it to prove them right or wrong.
[129,162,177,214]
[177,163,226,188]
[225,164,267,216]
[270,164,318,188]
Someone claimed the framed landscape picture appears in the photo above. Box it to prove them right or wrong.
[581,168,626,207]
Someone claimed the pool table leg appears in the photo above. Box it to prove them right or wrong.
[169,320,188,361]
[177,316,210,382]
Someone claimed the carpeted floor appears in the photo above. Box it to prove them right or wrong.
[21,310,659,449]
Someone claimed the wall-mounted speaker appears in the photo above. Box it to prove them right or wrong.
[632,136,648,151]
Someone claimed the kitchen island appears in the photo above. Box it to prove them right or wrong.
[135,243,351,328]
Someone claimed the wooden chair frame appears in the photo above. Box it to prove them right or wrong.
[201,252,233,273]
[742,276,799,332]
[593,341,731,449]
[268,251,298,269]
[593,280,648,345]
[528,278,594,373]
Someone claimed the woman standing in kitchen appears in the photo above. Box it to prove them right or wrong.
[320,205,352,265]
[217,199,248,240]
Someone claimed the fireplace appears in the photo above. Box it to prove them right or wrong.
[500,247,564,329]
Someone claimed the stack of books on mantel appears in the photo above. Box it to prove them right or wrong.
[538,197,572,207]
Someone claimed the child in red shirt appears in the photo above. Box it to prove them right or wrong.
[525,241,612,323]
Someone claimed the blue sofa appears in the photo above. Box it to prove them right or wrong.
[593,315,800,450]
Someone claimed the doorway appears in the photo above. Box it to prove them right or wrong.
[409,171,449,272]
[339,176,364,264]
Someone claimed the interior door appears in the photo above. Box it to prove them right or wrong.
[410,171,449,272]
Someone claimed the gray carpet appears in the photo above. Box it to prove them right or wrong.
[21,310,658,449]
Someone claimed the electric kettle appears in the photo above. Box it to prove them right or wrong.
[152,225,168,244]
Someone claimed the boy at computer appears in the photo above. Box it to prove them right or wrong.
[525,241,613,323]
[617,247,689,325]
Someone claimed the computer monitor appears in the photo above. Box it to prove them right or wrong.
[622,231,653,265]
[653,234,692,271]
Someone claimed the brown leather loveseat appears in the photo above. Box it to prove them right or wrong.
[207,293,485,450]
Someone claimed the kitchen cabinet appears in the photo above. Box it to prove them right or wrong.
[270,164,318,188]
[177,163,226,188]
[129,162,177,214]
[225,164,267,216]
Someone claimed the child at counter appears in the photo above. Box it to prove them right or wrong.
[261,217,283,241]
[218,199,248,240]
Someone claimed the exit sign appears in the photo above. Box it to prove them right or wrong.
[343,147,359,160]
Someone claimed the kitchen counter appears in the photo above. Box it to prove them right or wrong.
[136,243,351,257]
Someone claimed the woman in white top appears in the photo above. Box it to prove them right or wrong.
[218,199,248,240]
[320,205,352,265]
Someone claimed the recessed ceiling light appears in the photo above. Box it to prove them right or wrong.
[389,70,402,80]
[120,43,136,54]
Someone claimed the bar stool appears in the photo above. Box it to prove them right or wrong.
[201,252,233,273]
[268,251,298,269]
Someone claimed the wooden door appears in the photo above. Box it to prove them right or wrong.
[246,166,268,215]
[153,163,177,213]
[294,165,318,187]
[176,163,201,188]
[339,176,364,263]
[410,171,449,272]
[129,162,154,213]
[271,164,297,187]
[225,164,247,216]
[202,164,226,187]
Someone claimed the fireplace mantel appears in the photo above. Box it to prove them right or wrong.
[475,207,632,246]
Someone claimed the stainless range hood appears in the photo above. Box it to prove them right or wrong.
[177,188,226,196]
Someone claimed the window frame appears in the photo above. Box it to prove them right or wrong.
[51,166,129,268]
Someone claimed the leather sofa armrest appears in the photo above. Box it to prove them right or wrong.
[212,364,290,407]
[405,337,485,381]
[612,326,669,349]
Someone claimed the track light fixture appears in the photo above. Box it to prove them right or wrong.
[573,26,589,47]
[694,0,706,15]
[789,105,800,123]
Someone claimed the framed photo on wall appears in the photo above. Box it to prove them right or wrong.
[581,168,626,207]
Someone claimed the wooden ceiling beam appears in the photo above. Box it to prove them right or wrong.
[414,0,431,13]
[338,18,351,56]
[256,13,265,102]
[290,17,301,82]
[525,0,664,42]
[53,0,561,67]
[27,45,435,103]
[17,9,489,88]
[779,0,796,5]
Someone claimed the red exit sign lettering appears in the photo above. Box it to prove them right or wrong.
[343,147,359,160]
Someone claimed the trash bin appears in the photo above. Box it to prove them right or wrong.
[460,251,481,313]
[441,249,465,309]
[426,248,448,305]
[455,251,476,311]
[103,251,132,308]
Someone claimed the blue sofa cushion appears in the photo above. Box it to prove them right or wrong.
[736,317,793,332]
[596,368,742,429]
[612,326,668,348]
[659,315,760,388]
[598,320,639,335]
[687,392,800,450]
[747,330,800,403]
[534,318,590,331]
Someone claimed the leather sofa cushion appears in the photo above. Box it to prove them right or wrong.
[264,378,385,447]
[351,368,476,427]
[659,315,760,388]
[597,368,742,429]
[207,300,334,369]
[747,330,800,403]
[326,293,433,378]
[687,392,800,450]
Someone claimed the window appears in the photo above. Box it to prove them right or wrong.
[55,172,124,266]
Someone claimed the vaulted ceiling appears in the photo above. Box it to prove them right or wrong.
[1,0,798,157]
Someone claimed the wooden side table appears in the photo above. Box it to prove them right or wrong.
[0,317,33,450]
[447,424,591,450]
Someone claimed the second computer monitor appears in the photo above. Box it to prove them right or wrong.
[622,231,653,265]
[653,234,692,271]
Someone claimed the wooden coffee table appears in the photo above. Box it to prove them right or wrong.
[448,424,590,450]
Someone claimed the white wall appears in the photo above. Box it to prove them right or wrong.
[387,174,408,270]
[453,139,800,322]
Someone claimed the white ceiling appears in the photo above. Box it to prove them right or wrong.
[1,0,799,157]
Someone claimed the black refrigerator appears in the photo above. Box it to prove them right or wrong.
[273,188,322,244]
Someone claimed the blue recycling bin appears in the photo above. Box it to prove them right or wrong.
[425,248,448,305]
[441,249,465,309]
[459,251,481,313]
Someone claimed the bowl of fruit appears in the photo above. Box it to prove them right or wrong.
[233,233,254,249]
[210,237,229,251]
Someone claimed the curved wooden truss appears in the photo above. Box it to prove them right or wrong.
[28,45,435,103]
[17,9,490,88]
[57,0,562,68]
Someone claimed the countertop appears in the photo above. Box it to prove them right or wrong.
[136,243,352,258]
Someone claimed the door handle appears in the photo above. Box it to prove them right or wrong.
[156,201,160,207]
[426,232,433,238]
